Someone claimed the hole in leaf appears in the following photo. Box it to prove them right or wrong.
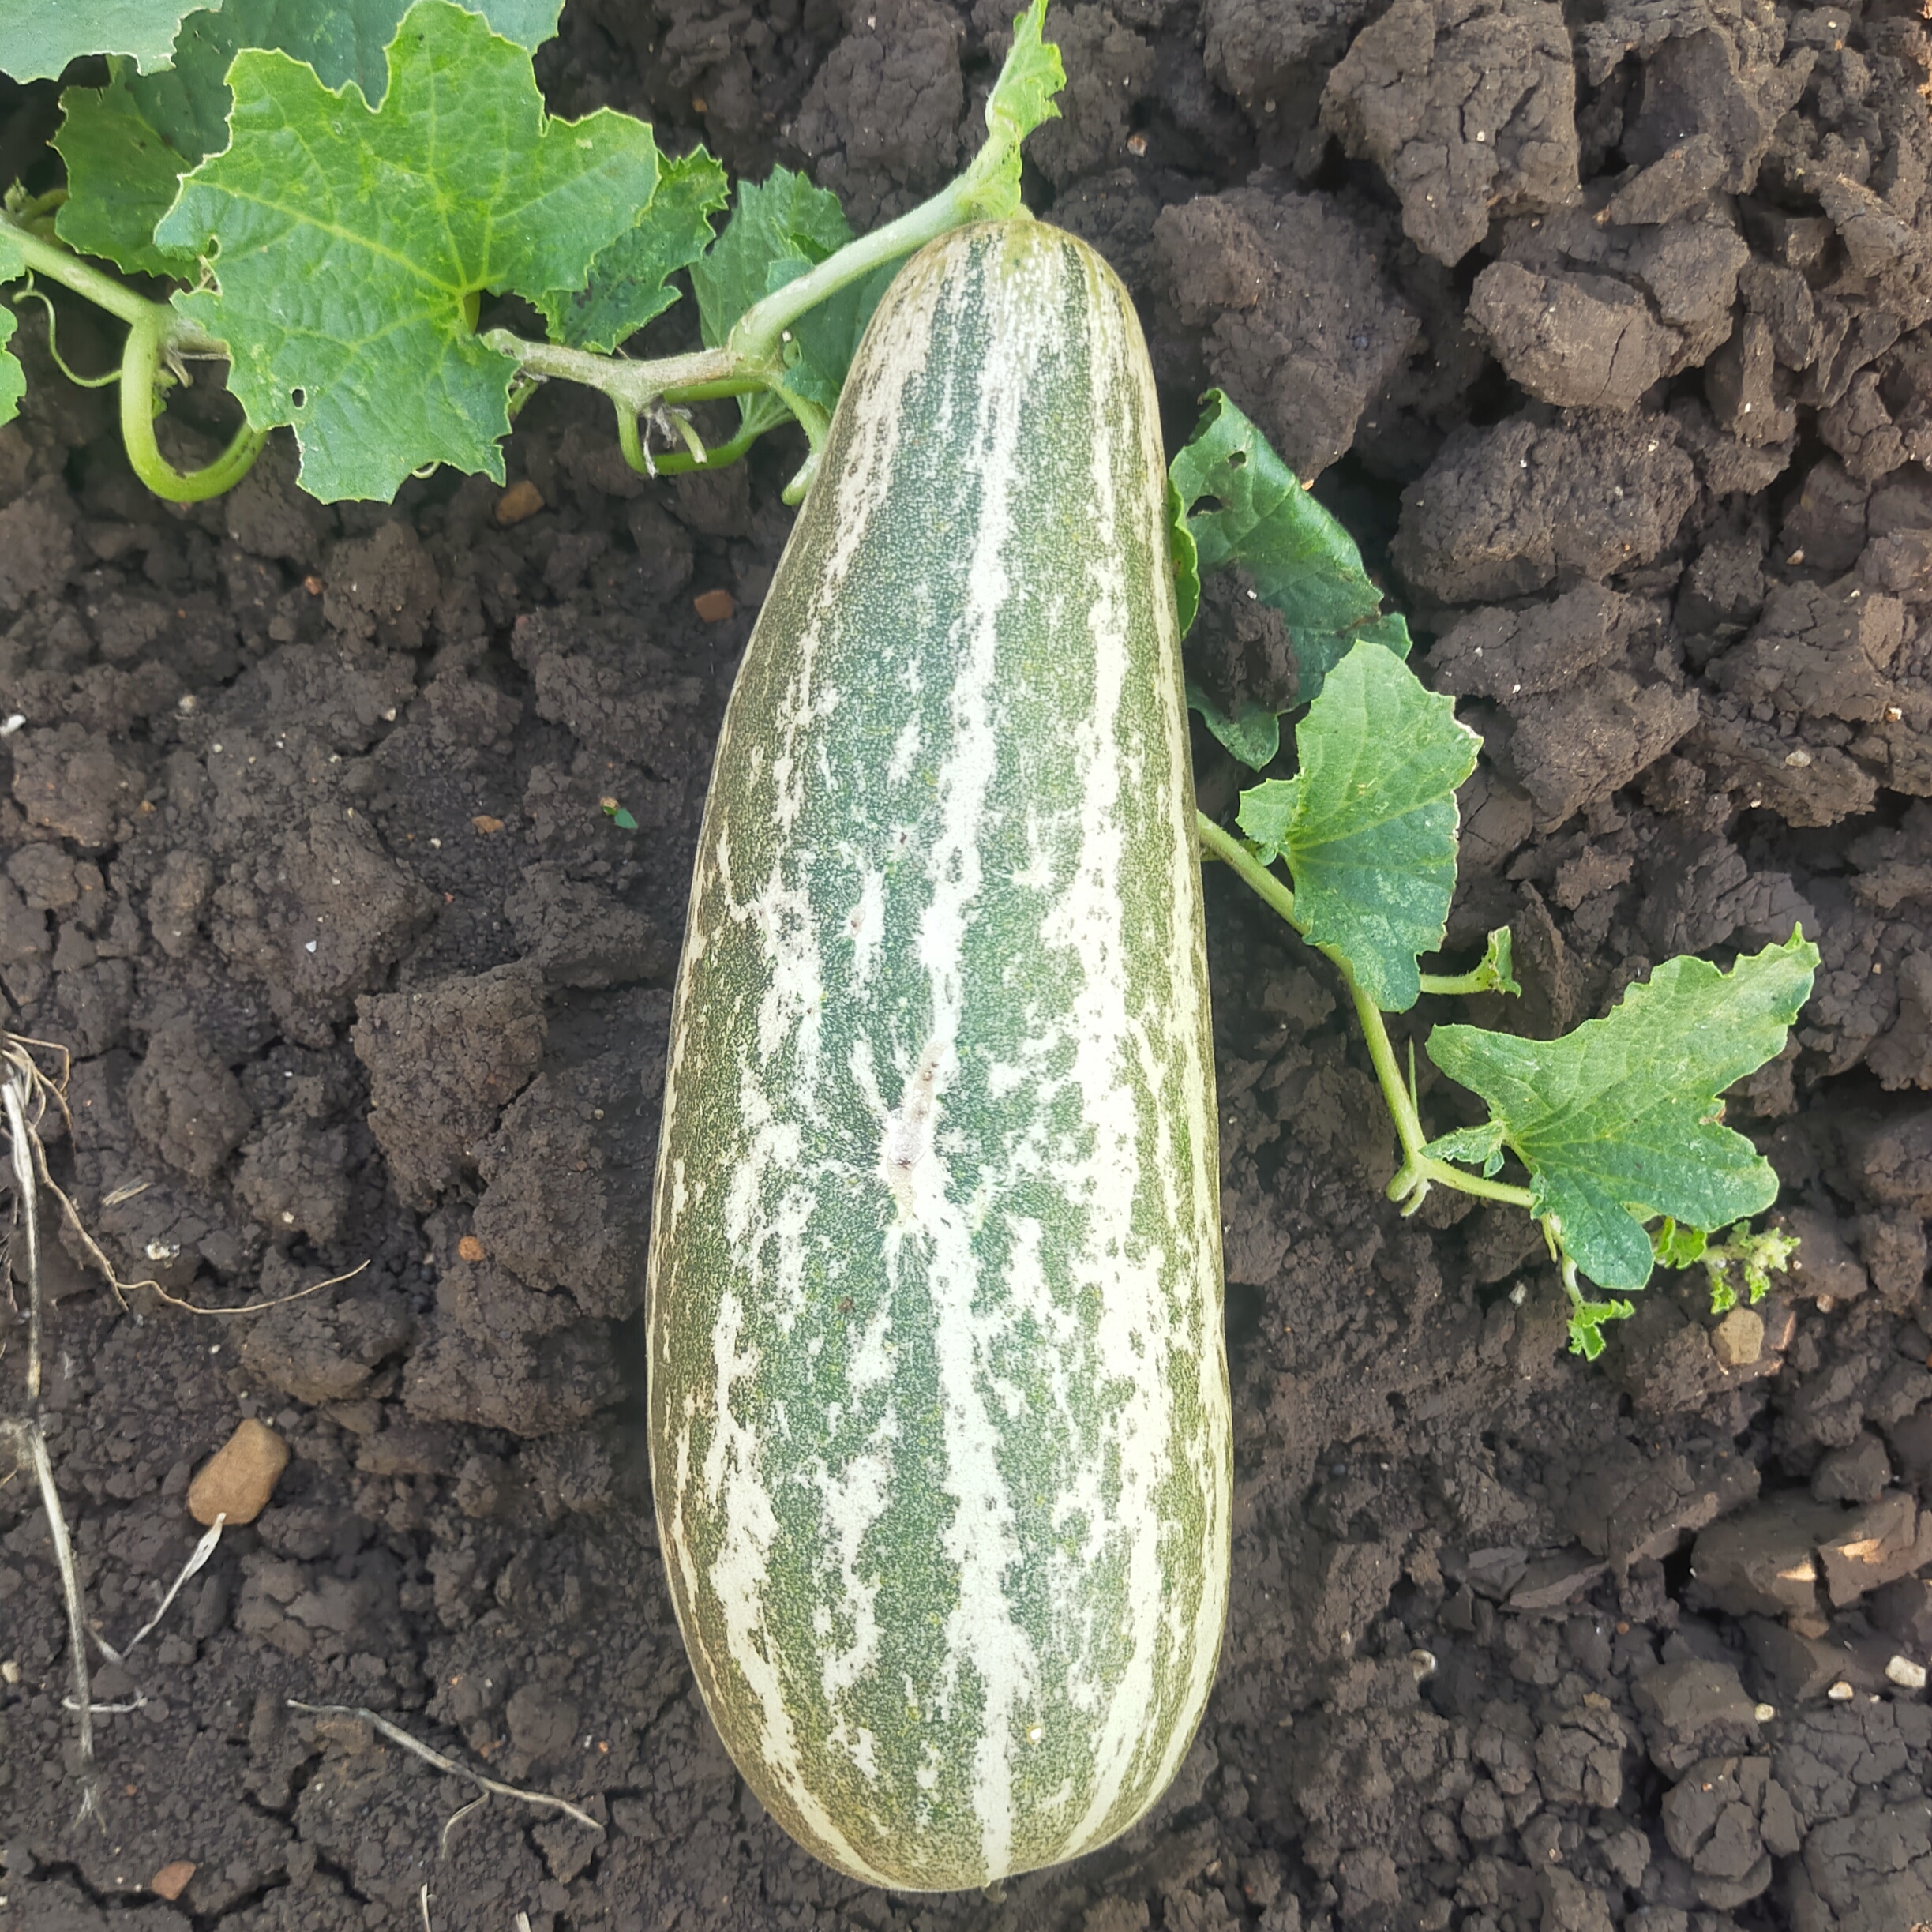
[1226,449,1247,468]
[290,387,306,409]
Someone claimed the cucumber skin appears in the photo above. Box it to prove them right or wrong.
[647,219,1229,1892]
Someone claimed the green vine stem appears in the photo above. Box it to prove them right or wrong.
[118,311,267,503]
[1196,811,1536,1218]
[0,216,225,352]
[2,218,264,500]
[480,135,1034,471]
[1417,963,1494,997]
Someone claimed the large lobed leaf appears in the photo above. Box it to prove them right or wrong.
[1172,390,1410,763]
[1236,642,1479,1012]
[154,0,662,500]
[0,0,204,81]
[53,0,564,278]
[1426,933,1821,1293]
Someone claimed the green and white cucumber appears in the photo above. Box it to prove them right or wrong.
[647,218,1228,1892]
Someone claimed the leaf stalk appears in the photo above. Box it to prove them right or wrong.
[1197,810,1535,1216]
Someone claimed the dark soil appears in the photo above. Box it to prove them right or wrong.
[4,0,1932,1926]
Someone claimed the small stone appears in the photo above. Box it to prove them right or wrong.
[151,1862,195,1900]
[494,479,544,526]
[1885,1654,1927,1690]
[1713,1307,1765,1367]
[692,588,736,623]
[186,1419,289,1526]
[1827,1679,1855,1701]
[471,815,505,835]
[1754,1702,1776,1722]
[457,1234,486,1263]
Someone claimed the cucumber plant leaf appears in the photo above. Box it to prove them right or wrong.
[1474,925,1521,997]
[1168,476,1199,636]
[778,256,904,415]
[968,0,1064,216]
[1425,933,1820,1295]
[52,0,566,278]
[535,148,730,352]
[53,67,205,277]
[1236,641,1479,1011]
[1171,389,1410,737]
[0,1,204,81]
[1188,683,1281,769]
[690,166,853,351]
[0,303,22,430]
[0,229,24,426]
[154,0,663,501]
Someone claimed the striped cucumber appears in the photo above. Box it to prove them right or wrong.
[647,218,1229,1891]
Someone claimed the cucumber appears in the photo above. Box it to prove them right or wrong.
[647,218,1228,1892]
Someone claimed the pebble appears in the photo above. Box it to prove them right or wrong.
[1753,1701,1776,1723]
[692,588,736,623]
[1827,1679,1855,1701]
[187,1419,289,1526]
[151,1862,195,1901]
[495,479,544,526]
[1885,1655,1927,1691]
[1712,1307,1765,1367]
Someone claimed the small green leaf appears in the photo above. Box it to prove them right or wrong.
[1168,476,1199,639]
[0,0,201,80]
[966,0,1064,218]
[156,0,663,501]
[536,148,729,352]
[1187,679,1280,768]
[1236,642,1479,1011]
[1567,1297,1634,1360]
[1651,1217,1708,1270]
[779,255,904,416]
[1427,933,1821,1294]
[1480,926,1521,999]
[0,301,23,429]
[1673,1218,1800,1315]
[690,166,853,351]
[0,228,24,426]
[1171,390,1410,703]
[1423,1119,1506,1178]
[611,806,638,831]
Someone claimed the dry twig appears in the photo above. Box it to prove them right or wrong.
[2,1045,98,1820]
[287,1701,606,1835]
